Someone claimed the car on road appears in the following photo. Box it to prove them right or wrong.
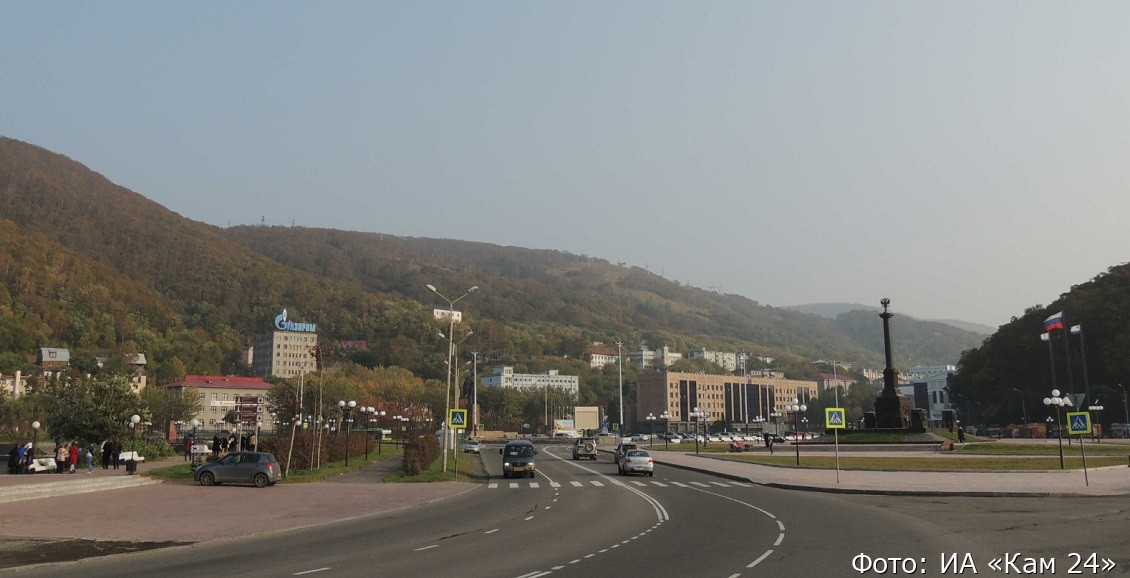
[618,449,654,476]
[193,451,281,488]
[464,439,481,454]
[572,437,598,460]
[630,433,651,442]
[500,440,538,478]
[613,442,639,464]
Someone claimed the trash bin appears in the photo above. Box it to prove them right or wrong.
[126,459,137,475]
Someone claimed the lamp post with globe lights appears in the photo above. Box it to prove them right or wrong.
[645,413,656,448]
[689,407,704,454]
[128,414,141,475]
[30,420,41,472]
[1087,403,1104,442]
[660,411,671,450]
[338,400,356,466]
[788,399,808,465]
[1043,390,1068,469]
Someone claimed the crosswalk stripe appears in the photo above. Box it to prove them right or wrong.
[488,483,498,489]
[590,481,604,487]
[631,481,647,486]
[550,482,561,488]
[509,482,519,488]
[730,482,751,487]
[670,482,689,487]
[710,482,729,487]
[691,482,711,487]
[530,482,540,488]
[570,481,583,487]
[651,482,667,487]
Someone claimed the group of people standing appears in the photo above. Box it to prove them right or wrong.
[52,441,94,474]
[100,439,124,470]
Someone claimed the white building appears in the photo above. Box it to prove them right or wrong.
[433,309,463,323]
[629,345,682,368]
[1,371,28,397]
[899,365,955,425]
[585,348,619,368]
[481,366,579,395]
[251,309,319,378]
[688,348,739,372]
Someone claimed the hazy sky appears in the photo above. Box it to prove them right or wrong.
[4,3,1128,328]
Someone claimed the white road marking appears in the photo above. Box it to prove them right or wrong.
[414,545,438,551]
[730,481,752,487]
[651,481,668,486]
[293,569,330,575]
[670,481,689,487]
[774,533,784,546]
[488,483,498,489]
[710,481,729,486]
[590,481,604,487]
[524,516,534,521]
[509,482,519,488]
[485,529,499,534]
[550,482,561,487]
[691,481,711,487]
[748,549,774,568]
[530,482,540,488]
[571,481,583,487]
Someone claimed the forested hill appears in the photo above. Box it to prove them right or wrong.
[0,136,984,382]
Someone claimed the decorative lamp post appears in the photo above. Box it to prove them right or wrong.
[770,408,783,436]
[30,420,40,472]
[129,414,141,475]
[801,417,809,439]
[360,406,372,460]
[660,411,671,450]
[1087,403,1104,441]
[689,407,702,454]
[1043,390,1067,469]
[338,400,356,466]
[645,413,656,448]
[427,283,478,474]
[788,398,807,466]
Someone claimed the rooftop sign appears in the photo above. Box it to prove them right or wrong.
[274,309,316,333]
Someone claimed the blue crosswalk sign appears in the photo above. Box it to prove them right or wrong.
[826,408,846,429]
[449,409,468,429]
[1066,412,1091,435]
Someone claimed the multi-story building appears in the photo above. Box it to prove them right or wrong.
[165,375,277,432]
[481,366,579,395]
[636,370,817,433]
[1,371,28,397]
[899,365,955,425]
[585,348,619,368]
[687,348,739,372]
[251,308,319,378]
[814,372,852,399]
[629,345,682,369]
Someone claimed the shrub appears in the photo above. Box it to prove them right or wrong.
[403,434,440,475]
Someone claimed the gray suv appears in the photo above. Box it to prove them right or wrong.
[572,438,598,460]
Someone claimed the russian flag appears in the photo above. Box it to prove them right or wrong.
[1044,311,1064,331]
[1069,324,1082,335]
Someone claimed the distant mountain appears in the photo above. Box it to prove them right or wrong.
[787,303,994,336]
[0,136,989,385]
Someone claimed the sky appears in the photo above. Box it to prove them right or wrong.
[3,2,1129,328]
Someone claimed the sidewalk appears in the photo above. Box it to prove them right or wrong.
[650,449,1130,497]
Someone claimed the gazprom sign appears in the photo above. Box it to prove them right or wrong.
[274,309,316,333]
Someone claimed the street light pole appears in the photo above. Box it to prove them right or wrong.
[661,411,670,450]
[645,413,656,448]
[30,420,40,472]
[690,407,701,455]
[617,341,624,434]
[1012,387,1028,425]
[1119,384,1128,436]
[789,398,807,466]
[427,284,478,474]
[1043,390,1067,469]
[338,400,356,466]
[129,414,141,475]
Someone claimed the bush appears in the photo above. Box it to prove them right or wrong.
[133,437,176,460]
[403,434,440,475]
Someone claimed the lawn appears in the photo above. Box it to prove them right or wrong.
[716,454,1127,471]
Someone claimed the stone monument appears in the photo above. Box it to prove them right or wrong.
[874,298,913,429]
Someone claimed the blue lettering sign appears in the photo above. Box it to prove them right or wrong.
[274,309,317,333]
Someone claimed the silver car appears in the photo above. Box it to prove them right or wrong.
[618,449,654,476]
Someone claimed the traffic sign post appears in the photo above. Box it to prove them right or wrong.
[827,408,846,483]
[449,409,468,481]
[1067,411,1092,487]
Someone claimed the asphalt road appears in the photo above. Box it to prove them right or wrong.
[11,445,1129,577]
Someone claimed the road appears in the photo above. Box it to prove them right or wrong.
[12,444,1128,577]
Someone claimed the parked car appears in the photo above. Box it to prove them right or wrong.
[618,449,654,476]
[463,439,481,454]
[613,442,639,464]
[630,434,651,442]
[572,438,598,460]
[193,451,281,488]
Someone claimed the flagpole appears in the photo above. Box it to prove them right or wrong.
[1073,325,1091,404]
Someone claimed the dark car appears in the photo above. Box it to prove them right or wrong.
[499,440,538,478]
[193,451,280,487]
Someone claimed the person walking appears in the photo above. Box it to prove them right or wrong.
[7,444,20,474]
[56,443,68,474]
[183,436,192,462]
[101,439,113,470]
[68,441,80,473]
[85,445,94,474]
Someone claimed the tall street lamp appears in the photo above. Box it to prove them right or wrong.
[338,400,356,466]
[129,414,141,475]
[1119,384,1128,436]
[689,407,703,454]
[1043,390,1068,469]
[1012,387,1029,426]
[428,283,478,473]
[360,406,373,460]
[30,420,40,472]
[645,413,656,448]
[788,398,808,466]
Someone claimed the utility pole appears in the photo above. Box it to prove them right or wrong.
[471,351,478,438]
[617,341,624,433]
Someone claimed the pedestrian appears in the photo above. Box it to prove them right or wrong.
[111,439,122,470]
[249,433,258,452]
[101,439,112,469]
[56,443,68,474]
[7,444,20,475]
[183,436,192,462]
[85,445,94,474]
[212,435,221,456]
[19,442,31,473]
[68,441,80,473]
[957,426,966,444]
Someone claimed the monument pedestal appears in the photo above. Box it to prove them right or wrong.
[874,392,911,430]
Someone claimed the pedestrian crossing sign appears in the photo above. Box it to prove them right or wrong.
[449,409,468,429]
[1066,412,1091,435]
[826,408,846,429]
